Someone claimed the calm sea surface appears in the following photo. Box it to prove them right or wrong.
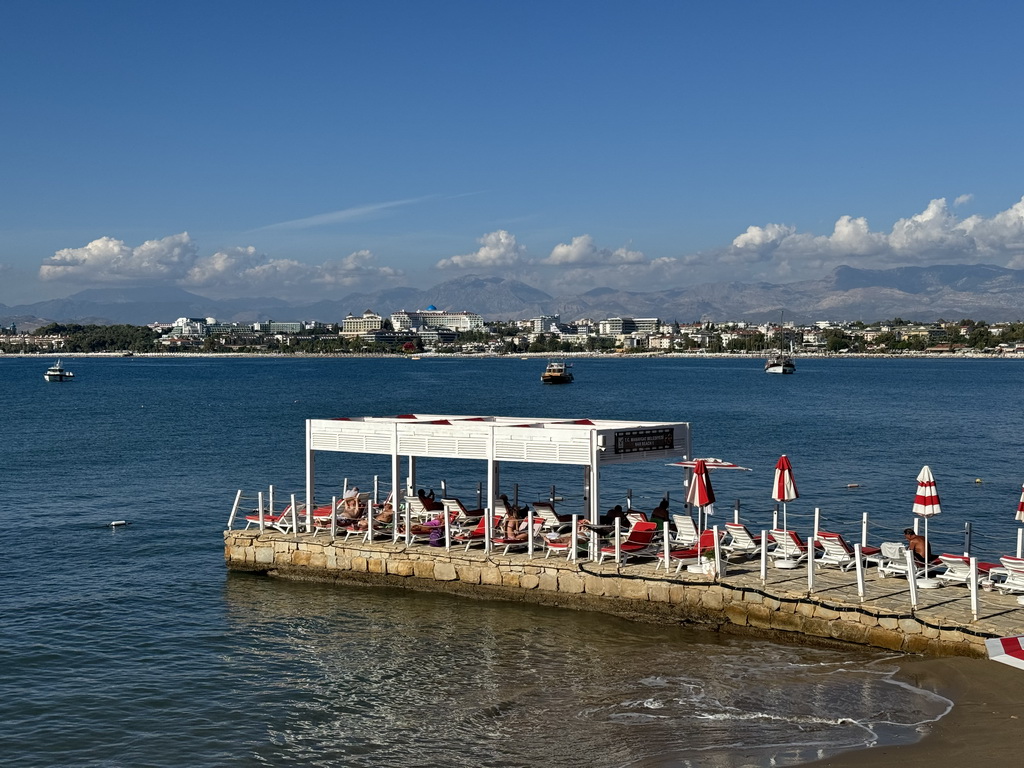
[3,354,1019,767]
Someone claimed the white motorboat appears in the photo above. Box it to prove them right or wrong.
[541,360,574,384]
[44,360,75,382]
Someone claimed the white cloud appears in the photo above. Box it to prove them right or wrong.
[540,234,647,266]
[436,230,527,269]
[40,233,403,298]
[720,196,1024,278]
[40,233,199,283]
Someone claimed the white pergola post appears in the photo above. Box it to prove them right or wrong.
[305,421,315,534]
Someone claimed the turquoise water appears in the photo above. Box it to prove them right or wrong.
[4,354,1015,767]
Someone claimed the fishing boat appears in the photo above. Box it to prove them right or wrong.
[764,351,795,374]
[540,360,574,384]
[44,360,75,382]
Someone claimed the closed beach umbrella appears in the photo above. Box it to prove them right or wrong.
[913,465,941,577]
[1016,484,1024,523]
[772,454,798,530]
[685,459,716,530]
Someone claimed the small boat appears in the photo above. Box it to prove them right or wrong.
[764,351,795,374]
[541,360,574,384]
[44,360,75,382]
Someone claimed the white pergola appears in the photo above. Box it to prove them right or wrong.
[305,413,692,534]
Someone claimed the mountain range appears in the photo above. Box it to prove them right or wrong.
[4,264,1024,331]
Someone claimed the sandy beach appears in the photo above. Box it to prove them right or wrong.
[809,656,1024,766]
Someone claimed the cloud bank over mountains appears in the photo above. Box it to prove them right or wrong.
[31,196,1024,300]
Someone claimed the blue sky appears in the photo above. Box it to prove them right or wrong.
[3,1,1024,304]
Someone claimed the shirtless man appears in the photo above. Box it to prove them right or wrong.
[903,528,931,564]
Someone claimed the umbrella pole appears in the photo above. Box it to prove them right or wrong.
[923,518,930,578]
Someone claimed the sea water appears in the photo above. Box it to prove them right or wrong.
[3,354,1016,767]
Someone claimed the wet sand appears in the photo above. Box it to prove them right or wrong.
[809,656,1024,766]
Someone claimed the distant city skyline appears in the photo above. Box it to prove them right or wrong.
[3,2,1024,305]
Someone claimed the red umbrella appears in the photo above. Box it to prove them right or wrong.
[772,454,798,530]
[1016,484,1024,523]
[913,465,941,577]
[685,459,716,530]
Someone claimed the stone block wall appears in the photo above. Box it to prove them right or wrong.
[224,530,988,658]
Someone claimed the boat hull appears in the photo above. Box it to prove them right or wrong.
[541,374,574,384]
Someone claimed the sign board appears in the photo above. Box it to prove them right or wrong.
[613,427,675,455]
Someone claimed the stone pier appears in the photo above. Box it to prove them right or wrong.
[225,530,1024,658]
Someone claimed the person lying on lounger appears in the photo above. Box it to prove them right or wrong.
[354,501,394,530]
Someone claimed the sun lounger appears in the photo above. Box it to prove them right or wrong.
[815,531,881,571]
[995,556,1024,595]
[876,541,937,579]
[668,514,699,548]
[656,528,722,573]
[934,553,1001,587]
[769,529,808,567]
[598,520,659,564]
[723,522,764,559]
[492,517,546,555]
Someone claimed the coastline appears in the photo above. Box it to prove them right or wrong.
[807,656,1024,767]
[4,349,1022,360]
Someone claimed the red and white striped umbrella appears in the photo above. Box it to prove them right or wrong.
[685,459,716,508]
[772,455,798,530]
[1016,484,1024,523]
[913,465,941,517]
[913,465,940,578]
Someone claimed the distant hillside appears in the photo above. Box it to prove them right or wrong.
[4,264,1024,327]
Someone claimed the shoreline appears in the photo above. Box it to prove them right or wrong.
[807,655,1024,766]
[3,350,1022,361]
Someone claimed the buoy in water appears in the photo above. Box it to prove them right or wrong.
[109,520,128,527]
[975,478,983,484]
[846,483,860,488]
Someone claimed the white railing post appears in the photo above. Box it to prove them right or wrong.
[807,532,815,593]
[257,491,265,532]
[760,530,768,583]
[228,489,242,529]
[662,524,671,572]
[854,544,865,602]
[713,524,722,580]
[527,512,535,558]
[268,485,274,519]
[290,493,298,537]
[570,514,579,562]
[813,507,820,540]
[905,549,919,610]
[861,512,869,548]
[330,495,337,540]
[969,557,979,621]
[614,519,622,564]
[444,507,451,552]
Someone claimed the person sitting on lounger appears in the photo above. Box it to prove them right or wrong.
[903,528,933,564]
[339,487,362,520]
[600,504,629,527]
[417,488,441,511]
[502,511,532,542]
[650,498,670,525]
